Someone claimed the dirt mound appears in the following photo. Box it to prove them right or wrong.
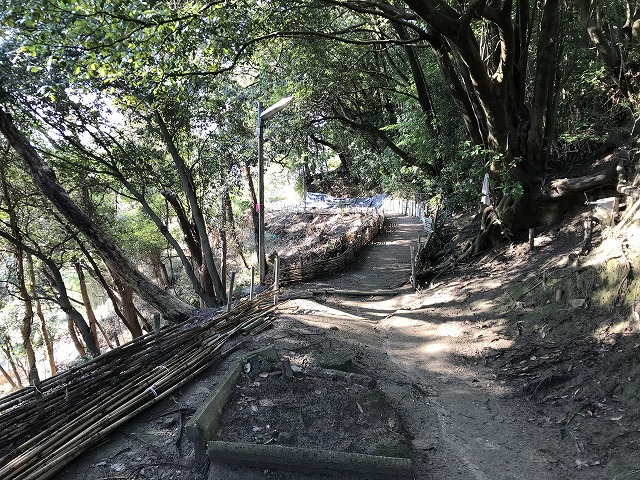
[474,211,640,477]
[217,362,409,458]
[265,210,382,283]
[266,210,377,263]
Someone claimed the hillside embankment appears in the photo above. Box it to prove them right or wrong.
[45,205,640,480]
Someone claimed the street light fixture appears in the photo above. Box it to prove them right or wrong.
[257,96,294,285]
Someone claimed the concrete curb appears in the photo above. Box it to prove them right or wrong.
[185,345,278,462]
[187,343,413,477]
[208,441,413,479]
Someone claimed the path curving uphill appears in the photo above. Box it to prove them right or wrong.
[49,214,600,479]
[290,214,576,480]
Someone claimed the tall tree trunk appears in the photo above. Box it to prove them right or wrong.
[392,23,438,123]
[578,0,635,98]
[41,262,100,356]
[67,316,86,356]
[0,107,192,322]
[0,215,101,357]
[161,260,172,288]
[401,0,562,232]
[220,192,227,288]
[1,336,23,388]
[75,239,140,335]
[27,255,56,376]
[1,161,40,385]
[74,261,101,353]
[154,111,226,304]
[224,190,250,270]
[109,268,144,339]
[241,161,260,263]
[0,363,17,389]
[527,0,560,165]
[164,193,217,303]
[149,249,167,289]
[116,175,216,307]
[16,247,40,386]
[66,119,215,307]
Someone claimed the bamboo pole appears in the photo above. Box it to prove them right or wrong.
[273,254,280,306]
[313,289,399,297]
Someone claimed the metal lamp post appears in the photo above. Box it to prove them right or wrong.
[257,96,294,285]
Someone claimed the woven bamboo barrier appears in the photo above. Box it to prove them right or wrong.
[0,288,277,480]
[275,211,384,284]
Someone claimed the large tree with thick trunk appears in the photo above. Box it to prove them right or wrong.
[0,107,193,322]
[325,0,637,236]
[389,0,562,236]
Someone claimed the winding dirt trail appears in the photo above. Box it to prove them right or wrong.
[55,214,592,480]
[285,214,579,479]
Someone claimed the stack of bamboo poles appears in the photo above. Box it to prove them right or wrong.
[277,212,384,284]
[0,288,277,480]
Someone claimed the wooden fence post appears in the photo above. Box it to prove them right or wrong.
[153,313,161,334]
[581,217,593,255]
[226,272,235,313]
[410,246,416,290]
[529,228,535,251]
[273,254,280,306]
[250,266,255,300]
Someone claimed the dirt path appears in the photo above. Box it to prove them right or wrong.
[55,214,604,480]
[286,215,577,480]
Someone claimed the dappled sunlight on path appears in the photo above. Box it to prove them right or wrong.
[292,214,579,480]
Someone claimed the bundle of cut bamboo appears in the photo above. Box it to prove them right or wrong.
[0,288,277,480]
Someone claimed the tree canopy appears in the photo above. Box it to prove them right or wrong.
[0,0,638,373]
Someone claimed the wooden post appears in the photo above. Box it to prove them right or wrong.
[153,313,161,334]
[302,163,306,213]
[250,266,255,300]
[581,217,593,255]
[273,254,280,306]
[226,272,236,313]
[411,246,417,289]
[528,228,535,251]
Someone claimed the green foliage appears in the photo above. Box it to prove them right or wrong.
[0,0,636,311]
[115,202,166,259]
[496,175,524,198]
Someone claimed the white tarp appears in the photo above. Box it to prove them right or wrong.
[304,192,385,209]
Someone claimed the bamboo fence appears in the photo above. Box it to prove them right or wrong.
[0,288,277,480]
[275,211,384,284]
